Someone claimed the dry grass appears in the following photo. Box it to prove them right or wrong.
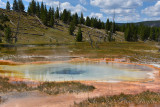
[74,91,160,107]
[37,82,95,95]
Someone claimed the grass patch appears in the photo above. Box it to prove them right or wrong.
[74,91,160,107]
[37,82,95,95]
[0,77,95,95]
[0,77,32,93]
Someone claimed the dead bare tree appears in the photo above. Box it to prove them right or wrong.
[88,31,93,48]
[13,11,21,43]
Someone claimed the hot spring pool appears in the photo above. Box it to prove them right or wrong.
[0,62,157,82]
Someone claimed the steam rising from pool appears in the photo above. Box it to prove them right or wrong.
[0,62,157,82]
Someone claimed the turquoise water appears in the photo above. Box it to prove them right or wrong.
[0,62,157,82]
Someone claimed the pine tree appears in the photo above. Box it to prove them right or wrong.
[101,22,105,29]
[73,13,79,26]
[49,7,54,27]
[108,32,112,42]
[80,12,85,24]
[31,0,36,14]
[55,7,59,19]
[98,19,102,29]
[18,0,25,12]
[149,28,154,40]
[13,0,18,11]
[67,11,71,23]
[43,5,48,25]
[133,27,138,42]
[105,19,110,32]
[36,2,40,17]
[62,9,68,23]
[4,26,12,43]
[155,28,159,41]
[40,1,44,19]
[27,3,31,14]
[6,1,11,11]
[69,21,75,35]
[49,15,54,27]
[85,16,91,26]
[48,7,52,22]
[76,27,83,42]
[124,25,131,41]
[112,21,116,33]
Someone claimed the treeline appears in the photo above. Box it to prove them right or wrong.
[117,24,160,42]
[4,0,160,42]
[5,0,114,32]
[6,0,25,12]
[26,0,108,29]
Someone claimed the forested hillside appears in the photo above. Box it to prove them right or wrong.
[0,0,160,45]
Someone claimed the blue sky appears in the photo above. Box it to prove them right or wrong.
[1,0,160,23]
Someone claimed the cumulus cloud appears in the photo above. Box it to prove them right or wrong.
[90,12,103,19]
[142,1,160,17]
[90,0,143,9]
[24,0,86,14]
[90,0,143,22]
[61,2,87,14]
[0,0,6,8]
[80,0,87,5]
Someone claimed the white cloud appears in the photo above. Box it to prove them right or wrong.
[90,0,143,22]
[80,0,87,5]
[60,2,87,14]
[0,0,6,8]
[89,12,103,19]
[142,1,160,17]
[90,0,143,9]
[24,0,86,14]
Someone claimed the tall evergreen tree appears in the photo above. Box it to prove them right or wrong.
[28,0,36,14]
[112,21,116,33]
[85,16,91,26]
[67,11,71,23]
[80,12,85,24]
[27,3,31,14]
[40,1,44,19]
[101,22,105,29]
[55,7,59,19]
[36,2,40,17]
[4,26,12,43]
[124,25,131,41]
[105,18,110,32]
[69,21,75,35]
[76,27,83,42]
[49,7,54,27]
[18,0,25,11]
[73,13,79,26]
[149,28,154,40]
[62,9,68,23]
[155,28,159,41]
[13,0,18,11]
[43,5,48,25]
[48,7,52,22]
[6,1,11,11]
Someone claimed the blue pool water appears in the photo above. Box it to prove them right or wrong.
[0,62,157,82]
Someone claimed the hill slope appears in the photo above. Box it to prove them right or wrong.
[0,8,125,45]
